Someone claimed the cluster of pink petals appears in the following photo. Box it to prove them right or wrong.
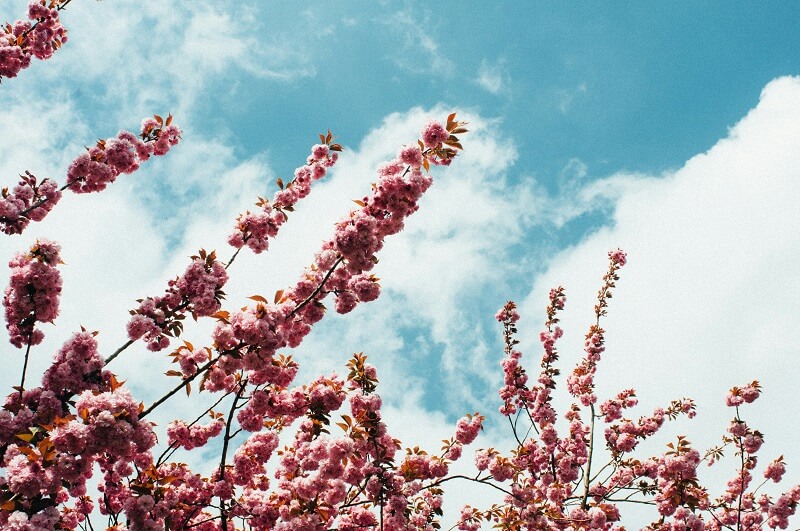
[3,239,62,347]
[764,485,800,528]
[0,1,67,81]
[166,417,224,450]
[0,172,62,235]
[605,407,668,454]
[608,248,627,267]
[67,119,181,194]
[454,414,483,445]
[495,301,520,323]
[41,331,109,396]
[0,331,157,526]
[52,387,155,459]
[127,252,227,351]
[599,389,638,423]
[171,344,211,377]
[232,430,280,486]
[765,457,787,483]
[726,380,761,407]
[228,142,339,253]
[421,120,449,148]
[653,447,708,516]
[567,329,604,406]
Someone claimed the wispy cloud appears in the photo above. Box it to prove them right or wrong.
[476,57,510,95]
[385,10,455,77]
[556,81,588,114]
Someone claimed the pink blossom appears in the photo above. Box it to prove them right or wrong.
[421,120,449,148]
[608,248,627,267]
[127,250,227,351]
[454,414,483,445]
[228,140,340,254]
[399,145,423,167]
[764,457,786,483]
[0,172,62,235]
[41,331,107,396]
[3,240,62,348]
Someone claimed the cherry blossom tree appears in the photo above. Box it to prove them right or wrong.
[1,2,799,530]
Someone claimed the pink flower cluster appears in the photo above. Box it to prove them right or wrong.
[494,301,520,323]
[0,172,62,235]
[127,249,227,351]
[603,395,695,455]
[228,140,340,253]
[653,444,707,516]
[170,344,211,377]
[421,120,450,148]
[67,117,181,193]
[497,295,562,429]
[52,387,155,460]
[0,1,67,81]
[567,251,627,407]
[166,417,225,450]
[41,330,109,397]
[454,413,483,445]
[3,239,62,348]
[0,330,157,525]
[726,380,761,407]
[567,328,605,406]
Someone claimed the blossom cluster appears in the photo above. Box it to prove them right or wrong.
[67,116,181,194]
[228,135,342,254]
[0,331,157,527]
[0,172,62,235]
[0,1,67,81]
[127,249,228,351]
[3,239,62,348]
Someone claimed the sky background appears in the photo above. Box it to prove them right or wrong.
[2,1,800,527]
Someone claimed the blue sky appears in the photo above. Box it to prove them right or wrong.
[2,1,800,527]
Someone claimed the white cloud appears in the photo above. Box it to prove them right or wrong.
[5,2,316,126]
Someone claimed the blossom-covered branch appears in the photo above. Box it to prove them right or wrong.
[1,115,181,235]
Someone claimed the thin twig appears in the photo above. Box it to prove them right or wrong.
[139,355,220,419]
[104,339,133,365]
[426,474,521,501]
[225,247,241,269]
